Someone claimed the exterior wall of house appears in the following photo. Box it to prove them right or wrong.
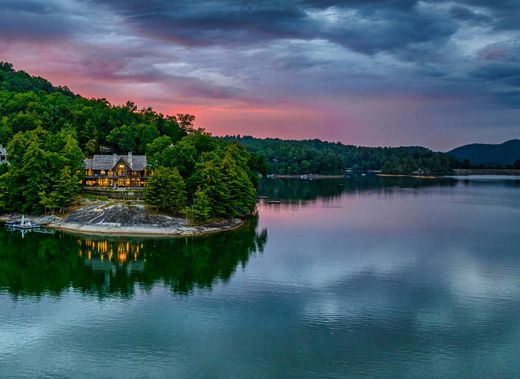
[84,169,149,187]
[83,155,149,188]
[83,173,149,188]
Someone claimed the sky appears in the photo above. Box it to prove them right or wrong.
[0,0,519,150]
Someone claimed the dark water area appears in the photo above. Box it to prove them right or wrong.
[1,176,520,378]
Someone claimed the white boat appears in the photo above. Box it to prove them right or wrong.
[5,215,41,230]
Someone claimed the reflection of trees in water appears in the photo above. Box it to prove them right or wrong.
[0,218,267,298]
[458,177,520,189]
[258,176,458,205]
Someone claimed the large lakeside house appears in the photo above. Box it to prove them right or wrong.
[0,145,6,164]
[84,153,149,188]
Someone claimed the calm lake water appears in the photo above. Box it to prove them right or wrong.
[1,176,520,378]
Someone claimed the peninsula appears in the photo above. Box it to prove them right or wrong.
[0,62,260,235]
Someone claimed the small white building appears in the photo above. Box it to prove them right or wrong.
[0,145,6,164]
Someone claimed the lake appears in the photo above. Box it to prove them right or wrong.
[1,176,520,378]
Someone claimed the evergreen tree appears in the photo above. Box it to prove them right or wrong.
[20,136,47,213]
[184,188,212,223]
[145,167,186,213]
[51,166,80,213]
[219,152,256,217]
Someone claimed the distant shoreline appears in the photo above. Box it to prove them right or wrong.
[377,174,438,179]
[451,169,520,176]
[267,170,520,179]
[268,174,345,179]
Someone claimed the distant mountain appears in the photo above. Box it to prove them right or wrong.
[448,140,520,166]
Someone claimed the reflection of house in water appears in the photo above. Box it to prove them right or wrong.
[79,239,145,273]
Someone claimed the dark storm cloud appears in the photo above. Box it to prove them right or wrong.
[87,0,520,110]
[448,5,491,22]
[0,0,75,40]
[92,0,460,55]
[1,0,519,145]
[458,0,520,31]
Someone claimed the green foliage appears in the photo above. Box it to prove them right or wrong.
[145,132,259,223]
[0,62,186,154]
[145,167,186,213]
[0,62,191,214]
[146,136,197,178]
[0,62,261,219]
[224,136,454,175]
[176,113,197,134]
[184,188,212,223]
[40,166,80,213]
[0,128,83,213]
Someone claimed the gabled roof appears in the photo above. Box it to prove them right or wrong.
[84,154,147,171]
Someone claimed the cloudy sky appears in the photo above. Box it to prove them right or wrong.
[0,0,519,150]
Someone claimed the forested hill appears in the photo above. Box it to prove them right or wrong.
[0,61,187,154]
[0,62,259,219]
[448,140,520,168]
[223,136,455,175]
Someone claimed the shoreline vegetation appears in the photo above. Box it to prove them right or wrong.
[268,169,520,180]
[451,168,520,176]
[224,135,455,176]
[2,172,519,237]
[1,62,518,237]
[0,63,261,229]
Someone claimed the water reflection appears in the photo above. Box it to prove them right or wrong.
[0,218,267,298]
[1,176,520,377]
[258,175,459,207]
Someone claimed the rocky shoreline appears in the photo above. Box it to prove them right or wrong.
[1,203,244,237]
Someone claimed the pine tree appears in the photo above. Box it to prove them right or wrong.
[20,136,47,213]
[53,166,80,212]
[145,167,186,213]
[185,188,211,223]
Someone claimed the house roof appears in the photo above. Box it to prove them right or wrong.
[84,154,147,171]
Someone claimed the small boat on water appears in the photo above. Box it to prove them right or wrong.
[5,215,41,230]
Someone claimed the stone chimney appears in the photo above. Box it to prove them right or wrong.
[128,152,133,169]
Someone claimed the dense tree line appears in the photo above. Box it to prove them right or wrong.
[145,132,258,222]
[0,62,260,220]
[0,62,187,155]
[0,128,84,213]
[453,158,520,170]
[224,136,455,175]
